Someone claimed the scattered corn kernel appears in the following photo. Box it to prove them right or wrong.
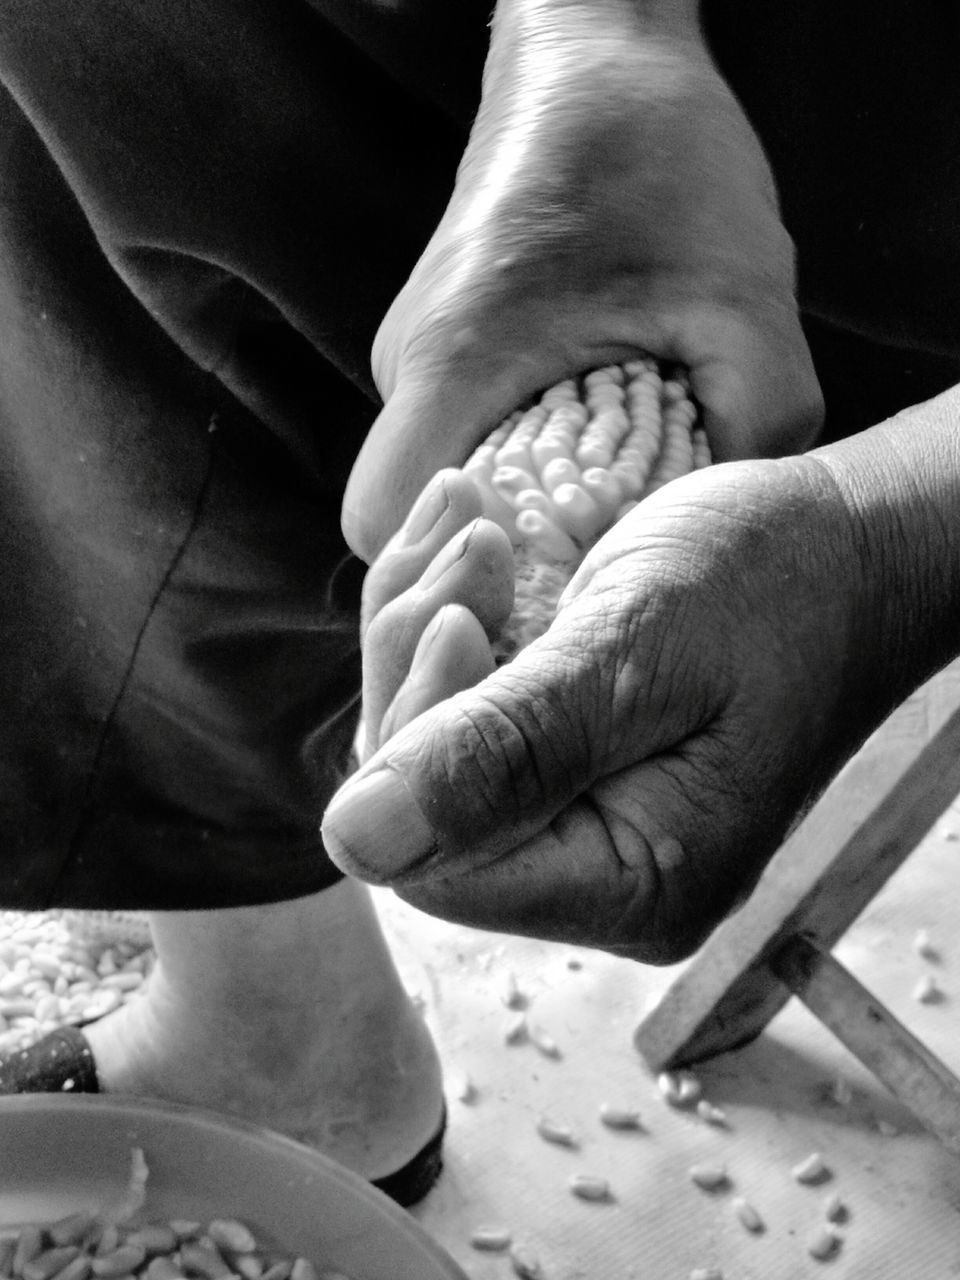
[913,929,939,960]
[504,1013,528,1044]
[529,1025,561,1059]
[658,1070,702,1107]
[913,973,943,1004]
[792,1152,831,1185]
[822,1193,849,1224]
[454,1073,478,1104]
[500,971,527,1010]
[598,1103,642,1130]
[536,1116,578,1147]
[568,1174,612,1202]
[689,1164,729,1192]
[695,1100,727,1126]
[509,1244,544,1280]
[731,1197,764,1233]
[807,1226,841,1261]
[469,1227,512,1252]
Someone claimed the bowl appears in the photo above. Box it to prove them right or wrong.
[0,1095,466,1280]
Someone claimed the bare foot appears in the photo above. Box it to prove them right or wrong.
[84,878,444,1182]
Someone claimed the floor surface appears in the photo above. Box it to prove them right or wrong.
[3,673,960,1280]
[375,664,960,1280]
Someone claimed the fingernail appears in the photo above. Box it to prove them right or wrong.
[419,520,477,587]
[322,768,436,881]
[412,606,451,669]
[401,475,449,545]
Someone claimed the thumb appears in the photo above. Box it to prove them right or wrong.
[322,563,699,888]
[322,636,601,886]
[322,633,746,961]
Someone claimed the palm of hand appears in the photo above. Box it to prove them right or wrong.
[346,460,858,962]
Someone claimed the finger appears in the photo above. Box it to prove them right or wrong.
[360,469,483,634]
[690,309,824,459]
[380,604,495,744]
[343,371,512,563]
[362,517,514,752]
[325,574,710,888]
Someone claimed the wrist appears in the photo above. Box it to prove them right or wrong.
[797,388,960,718]
[497,0,701,38]
[482,0,707,107]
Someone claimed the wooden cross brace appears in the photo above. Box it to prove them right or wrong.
[634,665,960,1157]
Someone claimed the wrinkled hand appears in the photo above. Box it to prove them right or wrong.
[324,457,875,963]
[342,1,822,561]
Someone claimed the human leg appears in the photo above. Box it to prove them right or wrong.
[83,881,443,1186]
[0,2,468,1197]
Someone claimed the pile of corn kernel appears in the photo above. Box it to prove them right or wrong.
[0,911,153,1054]
[1,1199,342,1280]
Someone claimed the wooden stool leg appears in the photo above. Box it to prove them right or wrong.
[635,673,960,1098]
[772,935,960,1156]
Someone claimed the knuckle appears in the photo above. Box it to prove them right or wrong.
[424,686,580,838]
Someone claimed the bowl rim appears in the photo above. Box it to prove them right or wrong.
[0,1092,467,1279]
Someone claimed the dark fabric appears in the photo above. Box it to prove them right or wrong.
[0,1,957,909]
[0,1,473,908]
[704,0,960,433]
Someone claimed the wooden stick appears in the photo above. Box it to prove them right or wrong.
[771,935,960,1156]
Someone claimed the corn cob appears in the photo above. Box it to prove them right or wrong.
[462,358,710,663]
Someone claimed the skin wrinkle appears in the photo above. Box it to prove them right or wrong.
[596,811,689,962]
[468,687,562,819]
[573,558,729,756]
[498,646,602,781]
[582,848,655,954]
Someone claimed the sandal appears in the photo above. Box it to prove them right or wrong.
[0,1026,445,1207]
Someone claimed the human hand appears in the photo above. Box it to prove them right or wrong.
[325,456,884,963]
[342,0,822,561]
